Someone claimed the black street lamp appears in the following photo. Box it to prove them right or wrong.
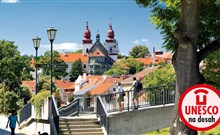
[47,27,57,96]
[33,36,41,95]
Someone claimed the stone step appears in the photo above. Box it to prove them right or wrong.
[59,132,104,135]
[59,121,99,125]
[60,128,102,132]
[59,118,98,121]
[59,124,101,128]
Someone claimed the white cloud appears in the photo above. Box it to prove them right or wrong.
[42,42,82,51]
[141,38,148,42]
[1,0,19,3]
[132,38,149,44]
[132,39,141,44]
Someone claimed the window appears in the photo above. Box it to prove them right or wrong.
[86,48,89,53]
[113,88,116,92]
[102,65,105,68]
[84,64,86,68]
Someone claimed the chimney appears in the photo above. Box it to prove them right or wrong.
[83,73,87,81]
[153,47,155,67]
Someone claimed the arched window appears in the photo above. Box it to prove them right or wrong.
[86,48,89,53]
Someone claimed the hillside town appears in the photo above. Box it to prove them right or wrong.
[21,22,173,107]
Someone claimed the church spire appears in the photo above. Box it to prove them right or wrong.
[96,30,100,42]
[82,21,92,44]
[106,20,115,42]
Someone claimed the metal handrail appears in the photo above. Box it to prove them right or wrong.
[50,96,59,135]
[58,98,80,116]
[97,96,109,135]
[19,102,32,124]
[99,84,176,113]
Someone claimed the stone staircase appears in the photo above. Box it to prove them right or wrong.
[59,116,104,135]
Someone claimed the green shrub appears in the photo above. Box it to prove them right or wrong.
[30,90,50,119]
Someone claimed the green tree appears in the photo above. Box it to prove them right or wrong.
[40,50,67,79]
[4,91,20,113]
[142,64,175,87]
[125,57,144,74]
[20,86,31,104]
[73,49,83,54]
[0,40,24,91]
[69,59,83,82]
[66,49,83,54]
[38,75,58,93]
[136,0,220,134]
[129,45,150,58]
[104,58,144,75]
[104,62,128,76]
[201,50,220,89]
[117,54,128,59]
[21,54,34,80]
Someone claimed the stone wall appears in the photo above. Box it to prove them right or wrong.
[108,105,174,135]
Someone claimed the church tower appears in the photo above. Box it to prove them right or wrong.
[82,22,93,54]
[104,22,119,61]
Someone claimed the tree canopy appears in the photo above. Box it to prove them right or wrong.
[40,50,67,79]
[0,40,25,91]
[129,45,150,58]
[142,64,175,87]
[104,58,144,75]
[69,59,83,82]
[136,0,220,134]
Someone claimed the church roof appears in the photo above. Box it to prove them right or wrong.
[91,48,105,57]
[89,39,115,64]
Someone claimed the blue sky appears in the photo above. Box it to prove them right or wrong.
[0,0,164,56]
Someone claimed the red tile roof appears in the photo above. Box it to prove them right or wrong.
[21,80,35,93]
[76,78,101,93]
[160,52,173,60]
[135,56,165,65]
[54,80,75,90]
[102,77,124,83]
[89,83,114,95]
[121,66,161,84]
[87,77,125,95]
[59,53,88,63]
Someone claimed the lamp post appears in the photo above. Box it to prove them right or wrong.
[47,27,57,96]
[33,36,41,95]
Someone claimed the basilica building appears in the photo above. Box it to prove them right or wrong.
[60,22,119,75]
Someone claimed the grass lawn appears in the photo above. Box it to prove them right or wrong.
[143,124,220,135]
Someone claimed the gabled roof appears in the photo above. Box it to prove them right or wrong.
[54,80,75,90]
[160,52,173,60]
[135,56,165,65]
[91,48,105,57]
[89,83,114,95]
[89,41,115,63]
[121,66,160,84]
[74,78,101,95]
[102,76,124,83]
[59,53,88,63]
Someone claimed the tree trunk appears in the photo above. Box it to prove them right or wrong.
[170,0,201,134]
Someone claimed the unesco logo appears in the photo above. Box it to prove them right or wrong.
[178,84,220,131]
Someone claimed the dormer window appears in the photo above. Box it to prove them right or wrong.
[97,52,99,54]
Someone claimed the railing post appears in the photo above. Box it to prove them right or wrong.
[163,86,165,106]
[127,90,130,111]
[77,98,80,116]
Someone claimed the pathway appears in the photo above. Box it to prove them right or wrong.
[0,115,33,135]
